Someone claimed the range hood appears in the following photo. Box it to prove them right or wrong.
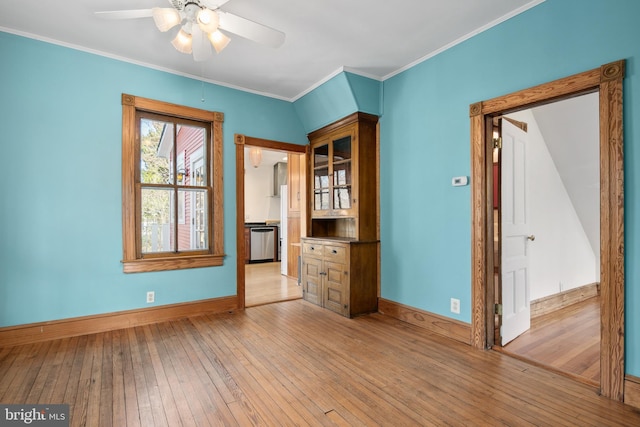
[273,162,288,197]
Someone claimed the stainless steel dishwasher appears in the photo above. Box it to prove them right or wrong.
[250,227,275,262]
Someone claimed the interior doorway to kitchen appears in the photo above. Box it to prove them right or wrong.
[235,134,307,308]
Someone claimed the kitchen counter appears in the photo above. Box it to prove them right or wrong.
[245,222,267,227]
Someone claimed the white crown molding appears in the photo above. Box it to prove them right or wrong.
[0,26,292,102]
[1,0,545,103]
[381,0,546,81]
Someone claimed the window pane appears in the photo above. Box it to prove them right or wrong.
[314,144,329,167]
[314,189,330,210]
[177,125,206,187]
[178,188,209,251]
[314,167,329,188]
[140,119,172,184]
[141,188,173,253]
[333,161,351,186]
[334,187,351,209]
[333,136,351,162]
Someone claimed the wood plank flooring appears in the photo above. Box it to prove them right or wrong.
[245,262,301,307]
[502,296,600,386]
[2,299,639,426]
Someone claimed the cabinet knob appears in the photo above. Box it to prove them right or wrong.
[331,249,337,254]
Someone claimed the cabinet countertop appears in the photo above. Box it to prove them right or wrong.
[302,236,379,244]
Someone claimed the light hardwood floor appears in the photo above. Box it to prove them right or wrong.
[2,300,639,426]
[245,262,301,307]
[501,296,600,386]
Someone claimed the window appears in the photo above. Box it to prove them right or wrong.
[121,94,224,273]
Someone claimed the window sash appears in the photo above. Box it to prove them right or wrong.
[121,94,224,273]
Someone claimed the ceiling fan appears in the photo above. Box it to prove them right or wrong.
[96,0,285,62]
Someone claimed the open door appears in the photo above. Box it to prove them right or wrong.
[500,118,532,345]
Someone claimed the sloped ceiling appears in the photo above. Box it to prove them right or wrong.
[531,92,600,254]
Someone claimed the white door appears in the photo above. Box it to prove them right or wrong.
[501,119,532,345]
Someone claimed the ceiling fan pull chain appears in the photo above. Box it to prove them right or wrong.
[200,63,206,103]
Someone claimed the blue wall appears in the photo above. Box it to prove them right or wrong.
[380,0,640,375]
[0,32,307,326]
[293,71,382,133]
[1,0,639,377]
[293,73,358,133]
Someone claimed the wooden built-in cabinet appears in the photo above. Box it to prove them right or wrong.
[244,227,251,264]
[301,238,377,317]
[302,112,379,317]
[287,152,306,278]
[288,153,303,214]
[308,112,378,241]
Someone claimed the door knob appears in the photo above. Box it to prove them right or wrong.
[527,235,536,241]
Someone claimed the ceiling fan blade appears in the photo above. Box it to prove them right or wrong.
[191,26,213,62]
[217,11,285,48]
[95,10,154,20]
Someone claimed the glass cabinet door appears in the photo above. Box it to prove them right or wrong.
[311,133,353,216]
[313,143,330,211]
[332,136,352,210]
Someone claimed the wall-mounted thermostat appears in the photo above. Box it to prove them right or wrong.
[452,176,469,187]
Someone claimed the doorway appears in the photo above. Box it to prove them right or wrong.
[469,60,625,401]
[235,134,307,309]
[493,94,601,386]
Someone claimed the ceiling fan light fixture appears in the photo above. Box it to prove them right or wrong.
[208,30,230,53]
[171,29,193,54]
[152,7,182,32]
[197,8,219,33]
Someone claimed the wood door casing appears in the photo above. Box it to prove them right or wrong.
[470,60,625,401]
[235,134,307,311]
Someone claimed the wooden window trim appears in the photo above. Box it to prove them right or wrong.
[121,94,225,273]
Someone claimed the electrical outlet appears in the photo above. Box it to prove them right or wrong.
[450,298,460,314]
[146,291,155,304]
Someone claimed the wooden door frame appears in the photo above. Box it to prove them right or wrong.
[235,134,307,309]
[469,60,625,400]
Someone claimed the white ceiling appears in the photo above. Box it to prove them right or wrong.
[0,0,542,101]
[244,146,287,171]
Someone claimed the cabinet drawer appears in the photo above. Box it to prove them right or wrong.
[302,242,324,257]
[324,244,347,263]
